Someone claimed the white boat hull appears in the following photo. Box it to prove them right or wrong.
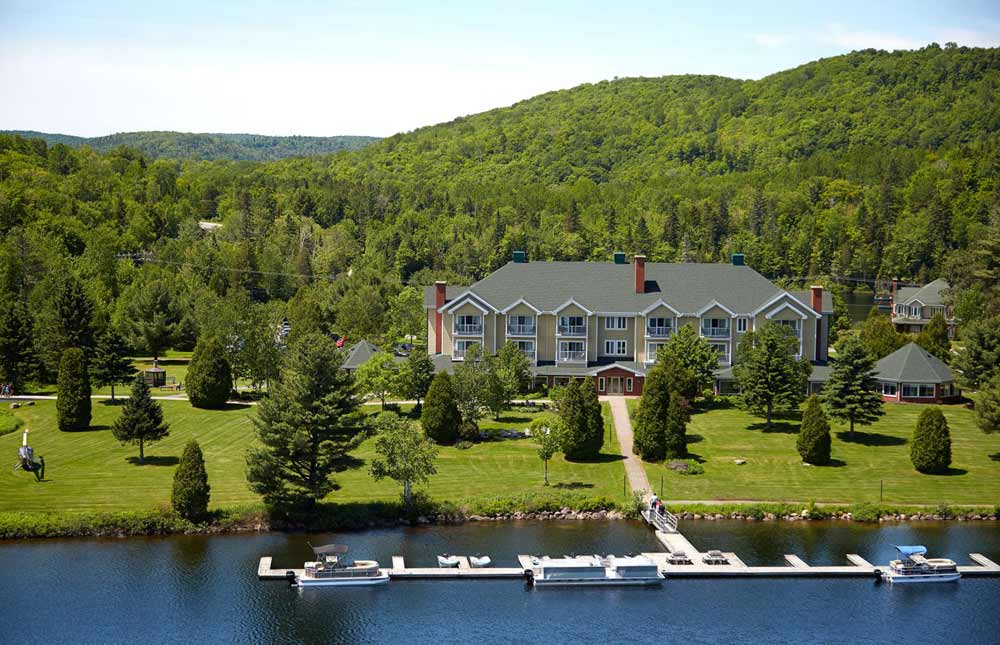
[294,572,390,587]
[885,571,961,584]
[532,576,663,587]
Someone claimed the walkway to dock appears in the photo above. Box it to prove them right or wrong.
[603,396,650,497]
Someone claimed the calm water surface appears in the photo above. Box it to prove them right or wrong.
[2,520,999,644]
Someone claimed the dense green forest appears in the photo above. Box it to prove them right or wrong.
[2,131,379,161]
[1,44,998,376]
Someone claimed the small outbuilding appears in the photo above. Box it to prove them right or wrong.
[143,359,167,387]
[873,342,961,404]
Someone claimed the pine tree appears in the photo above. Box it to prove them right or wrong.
[112,377,170,464]
[974,374,1000,435]
[555,379,604,461]
[952,316,1000,388]
[187,336,233,409]
[916,312,950,362]
[0,298,36,391]
[822,335,885,436]
[734,323,811,427]
[633,359,694,461]
[172,439,210,520]
[56,347,91,432]
[911,407,952,474]
[37,275,96,375]
[421,372,461,445]
[90,328,137,401]
[797,395,832,465]
[247,333,363,511]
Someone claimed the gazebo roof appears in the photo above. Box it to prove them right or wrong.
[874,343,954,384]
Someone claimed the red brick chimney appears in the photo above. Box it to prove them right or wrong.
[634,255,646,294]
[810,285,823,313]
[435,281,446,354]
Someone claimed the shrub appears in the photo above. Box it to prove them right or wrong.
[851,502,881,523]
[797,395,831,465]
[172,440,211,520]
[56,347,91,432]
[186,336,233,409]
[455,440,474,450]
[458,421,480,441]
[421,372,461,444]
[911,408,952,474]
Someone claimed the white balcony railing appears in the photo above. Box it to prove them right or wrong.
[701,326,730,338]
[521,350,536,361]
[507,323,536,336]
[455,323,483,335]
[557,351,586,362]
[646,326,672,338]
[558,325,587,336]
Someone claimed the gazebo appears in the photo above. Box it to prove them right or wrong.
[143,359,166,387]
[873,342,961,404]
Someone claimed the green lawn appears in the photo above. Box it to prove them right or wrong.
[631,399,1000,505]
[1,400,626,513]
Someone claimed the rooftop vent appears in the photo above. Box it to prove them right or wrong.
[513,250,528,263]
[731,253,745,266]
[613,252,627,265]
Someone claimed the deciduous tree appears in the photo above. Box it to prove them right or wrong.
[370,412,438,504]
[355,351,400,409]
[187,337,233,409]
[915,312,950,362]
[859,307,907,361]
[655,323,718,399]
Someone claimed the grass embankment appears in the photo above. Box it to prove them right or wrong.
[631,398,1000,506]
[1,400,627,516]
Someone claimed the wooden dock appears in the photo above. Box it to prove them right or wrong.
[257,557,303,580]
[385,555,523,579]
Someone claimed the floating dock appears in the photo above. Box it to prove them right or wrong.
[258,533,1000,582]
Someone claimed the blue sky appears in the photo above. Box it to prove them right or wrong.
[2,1,998,137]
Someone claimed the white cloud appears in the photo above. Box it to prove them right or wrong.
[753,33,793,48]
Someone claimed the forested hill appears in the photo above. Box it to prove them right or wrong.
[0,45,998,355]
[2,130,379,160]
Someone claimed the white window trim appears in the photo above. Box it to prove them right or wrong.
[598,377,606,391]
[736,317,748,333]
[645,342,667,363]
[626,377,633,393]
[604,340,627,356]
[604,316,628,330]
[901,383,935,398]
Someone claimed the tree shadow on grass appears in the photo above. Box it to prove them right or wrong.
[64,424,110,433]
[204,403,255,412]
[126,455,179,466]
[683,451,706,464]
[564,452,625,464]
[836,431,906,446]
[99,399,126,407]
[749,421,799,434]
[686,434,704,444]
[814,458,847,468]
[496,415,532,425]
[552,482,594,490]
[929,467,969,477]
[989,452,1000,463]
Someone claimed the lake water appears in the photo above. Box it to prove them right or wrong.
[2,520,999,644]
[841,290,885,324]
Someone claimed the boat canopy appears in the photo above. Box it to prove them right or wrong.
[311,544,350,556]
[895,545,927,556]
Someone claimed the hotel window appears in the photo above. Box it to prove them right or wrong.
[455,314,483,335]
[701,318,730,337]
[646,342,667,363]
[604,316,627,330]
[598,377,606,391]
[558,316,586,335]
[454,339,480,358]
[902,383,935,398]
[709,341,729,364]
[514,340,535,360]
[880,382,897,396]
[736,317,748,333]
[909,305,921,317]
[626,378,634,393]
[604,340,627,356]
[646,317,672,337]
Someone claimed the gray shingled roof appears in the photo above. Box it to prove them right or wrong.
[874,343,955,384]
[342,340,380,370]
[789,290,834,314]
[894,278,949,307]
[425,261,825,315]
[713,363,831,382]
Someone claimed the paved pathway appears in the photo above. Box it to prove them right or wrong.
[603,396,652,497]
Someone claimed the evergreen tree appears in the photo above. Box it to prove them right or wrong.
[822,335,885,436]
[187,336,233,409]
[734,322,811,428]
[90,328,137,401]
[974,374,1000,435]
[655,323,718,399]
[172,439,211,520]
[370,412,438,504]
[399,347,434,406]
[36,275,96,374]
[915,312,950,362]
[247,333,363,511]
[355,351,399,409]
[633,359,694,461]
[953,316,1000,388]
[115,278,181,362]
[0,298,36,391]
[56,347,91,432]
[797,395,832,465]
[554,379,604,460]
[859,307,907,360]
[111,377,170,464]
[910,407,952,474]
[421,372,461,445]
